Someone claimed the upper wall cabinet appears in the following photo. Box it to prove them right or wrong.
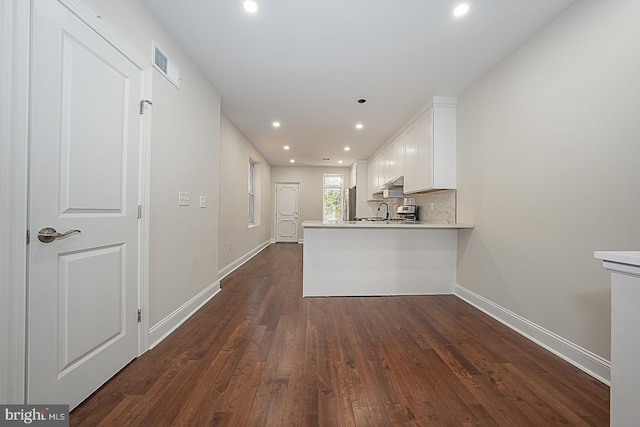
[367,155,381,200]
[390,135,405,185]
[403,97,456,194]
[377,135,404,188]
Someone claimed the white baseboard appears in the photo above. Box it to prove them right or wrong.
[148,281,221,349]
[218,240,271,281]
[454,284,611,385]
[298,239,304,244]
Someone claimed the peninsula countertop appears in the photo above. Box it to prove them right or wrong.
[302,220,474,230]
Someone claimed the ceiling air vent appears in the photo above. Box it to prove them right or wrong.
[152,42,181,89]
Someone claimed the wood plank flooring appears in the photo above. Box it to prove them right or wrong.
[71,243,609,426]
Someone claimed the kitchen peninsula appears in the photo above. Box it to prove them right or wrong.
[302,220,473,297]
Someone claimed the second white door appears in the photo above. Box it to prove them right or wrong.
[275,183,299,243]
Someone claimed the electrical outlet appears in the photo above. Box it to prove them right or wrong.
[430,203,435,211]
[200,196,207,208]
[178,192,190,206]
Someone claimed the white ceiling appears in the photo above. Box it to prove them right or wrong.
[143,0,575,167]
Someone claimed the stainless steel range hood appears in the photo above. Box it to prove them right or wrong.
[382,176,404,189]
[381,176,404,198]
[382,187,404,198]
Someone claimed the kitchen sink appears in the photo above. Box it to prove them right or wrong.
[355,217,386,221]
[355,217,407,222]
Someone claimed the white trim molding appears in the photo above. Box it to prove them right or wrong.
[454,284,611,385]
[148,281,221,349]
[218,240,271,281]
[0,0,30,405]
[138,67,153,355]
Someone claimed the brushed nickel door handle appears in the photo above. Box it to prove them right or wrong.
[37,227,82,243]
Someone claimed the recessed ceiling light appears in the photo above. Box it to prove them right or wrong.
[289,159,295,163]
[283,145,290,150]
[244,0,258,13]
[453,3,469,17]
[272,121,280,128]
[322,157,330,161]
[355,123,363,130]
[344,147,350,151]
[338,160,343,164]
[357,99,367,104]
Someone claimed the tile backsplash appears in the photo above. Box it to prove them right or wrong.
[367,189,456,224]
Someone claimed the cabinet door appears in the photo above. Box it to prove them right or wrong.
[395,134,405,180]
[432,104,457,189]
[383,137,403,185]
[416,109,433,190]
[376,152,383,188]
[403,124,418,193]
[383,144,392,185]
[367,156,379,199]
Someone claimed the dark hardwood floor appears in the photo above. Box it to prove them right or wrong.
[71,243,609,426]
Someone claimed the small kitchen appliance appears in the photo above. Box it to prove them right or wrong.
[396,205,419,222]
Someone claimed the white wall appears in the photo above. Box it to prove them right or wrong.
[219,114,272,275]
[456,0,640,361]
[272,166,351,239]
[81,0,221,327]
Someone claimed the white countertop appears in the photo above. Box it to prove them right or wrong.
[594,251,640,267]
[302,220,474,230]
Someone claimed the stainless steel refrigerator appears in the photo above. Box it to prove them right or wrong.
[343,186,357,221]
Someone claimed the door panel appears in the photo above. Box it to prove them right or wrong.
[58,244,125,377]
[28,0,144,409]
[275,183,299,242]
[60,32,128,213]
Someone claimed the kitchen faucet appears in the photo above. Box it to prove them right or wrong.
[378,202,389,220]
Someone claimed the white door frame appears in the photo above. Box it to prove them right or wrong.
[0,0,30,405]
[0,0,152,404]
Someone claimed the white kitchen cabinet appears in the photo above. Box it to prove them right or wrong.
[394,135,405,179]
[378,147,388,187]
[403,123,418,192]
[404,97,456,193]
[367,156,382,200]
[392,135,405,184]
[379,135,404,187]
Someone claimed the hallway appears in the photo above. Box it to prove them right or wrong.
[71,243,609,426]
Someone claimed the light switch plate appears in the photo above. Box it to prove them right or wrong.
[199,196,207,208]
[178,192,190,206]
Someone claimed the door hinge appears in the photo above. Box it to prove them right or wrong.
[26,229,30,245]
[139,99,152,114]
[137,309,142,323]
[138,205,142,219]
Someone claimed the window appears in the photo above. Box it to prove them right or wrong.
[322,174,343,221]
[248,159,261,226]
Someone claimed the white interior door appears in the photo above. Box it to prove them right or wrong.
[275,183,299,242]
[28,0,145,409]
